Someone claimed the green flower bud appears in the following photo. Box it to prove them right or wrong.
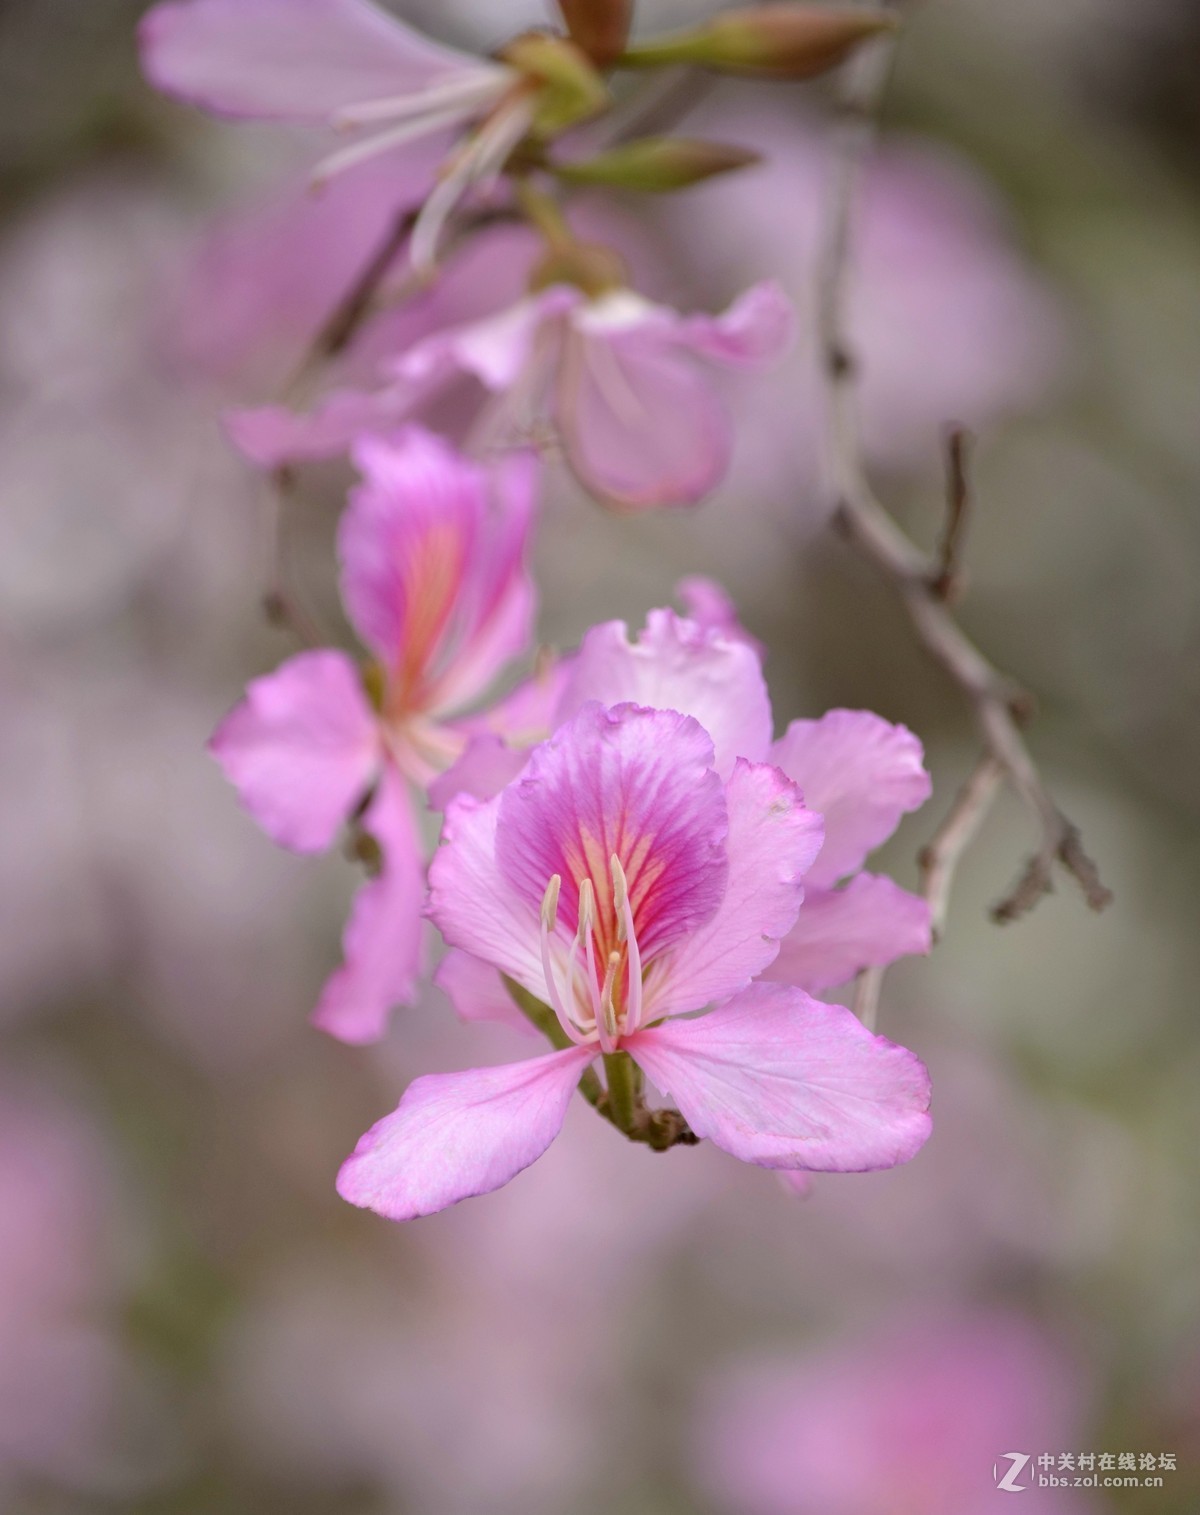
[620,4,896,80]
[551,135,760,192]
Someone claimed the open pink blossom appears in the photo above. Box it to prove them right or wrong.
[695,1312,1096,1515]
[437,599,932,995]
[210,426,537,1042]
[139,0,529,270]
[337,701,931,1220]
[229,279,793,511]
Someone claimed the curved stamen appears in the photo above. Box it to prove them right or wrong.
[539,875,579,1042]
[329,73,509,131]
[610,854,644,1033]
[577,876,603,1025]
[598,950,621,1054]
[310,106,475,190]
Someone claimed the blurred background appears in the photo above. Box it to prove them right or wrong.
[2,1,1199,1511]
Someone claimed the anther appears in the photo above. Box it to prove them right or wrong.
[540,874,561,932]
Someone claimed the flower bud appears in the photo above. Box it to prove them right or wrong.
[620,4,896,80]
[552,135,760,192]
[501,32,609,136]
[557,0,633,68]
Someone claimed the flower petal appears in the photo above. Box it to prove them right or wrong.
[225,384,416,468]
[770,710,931,888]
[675,279,795,367]
[427,733,530,811]
[558,608,772,776]
[311,766,426,1043]
[558,317,733,509]
[676,575,766,658]
[209,649,379,853]
[648,759,822,1017]
[765,874,932,993]
[427,791,547,998]
[337,429,536,714]
[139,0,498,123]
[496,702,728,960]
[433,949,534,1037]
[626,982,932,1172]
[336,1045,594,1219]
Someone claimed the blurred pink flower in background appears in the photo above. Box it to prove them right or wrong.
[661,100,1067,515]
[229,277,793,510]
[0,1075,160,1501]
[694,1311,1098,1515]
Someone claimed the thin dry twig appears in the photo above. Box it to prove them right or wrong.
[818,17,1111,982]
[930,424,972,603]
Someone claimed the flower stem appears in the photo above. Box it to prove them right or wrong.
[603,1051,641,1134]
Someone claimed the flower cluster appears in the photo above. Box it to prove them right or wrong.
[142,0,936,1219]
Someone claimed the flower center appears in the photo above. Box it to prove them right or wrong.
[539,854,644,1051]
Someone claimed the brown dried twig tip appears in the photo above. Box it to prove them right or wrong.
[930,424,972,603]
[817,15,1112,1003]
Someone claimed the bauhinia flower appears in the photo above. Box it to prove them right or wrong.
[436,600,933,991]
[336,701,932,1221]
[138,0,607,270]
[209,426,537,1043]
[230,277,793,511]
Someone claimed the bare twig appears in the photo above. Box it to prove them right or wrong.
[930,424,972,603]
[918,754,1004,942]
[818,16,1111,989]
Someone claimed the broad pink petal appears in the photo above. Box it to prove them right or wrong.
[139,0,496,123]
[676,279,795,367]
[427,792,547,999]
[496,703,728,959]
[209,649,379,853]
[765,874,932,993]
[649,760,822,1017]
[433,949,533,1037]
[338,429,536,713]
[559,609,771,777]
[558,317,733,509]
[336,1046,593,1219]
[311,765,425,1043]
[770,710,931,888]
[389,286,579,391]
[626,982,932,1172]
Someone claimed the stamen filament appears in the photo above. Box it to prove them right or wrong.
[577,877,603,1024]
[611,855,644,1032]
[539,875,578,1042]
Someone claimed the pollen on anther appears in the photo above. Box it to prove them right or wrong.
[540,873,561,931]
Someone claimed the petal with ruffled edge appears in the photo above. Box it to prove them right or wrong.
[649,760,823,1019]
[209,649,379,853]
[139,0,506,123]
[765,874,932,993]
[433,949,534,1037]
[675,279,795,367]
[337,1045,594,1220]
[770,710,931,889]
[311,765,426,1044]
[558,315,734,510]
[676,575,766,658]
[625,982,932,1172]
[496,702,728,960]
[558,609,772,777]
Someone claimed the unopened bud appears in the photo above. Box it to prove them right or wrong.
[552,135,760,193]
[557,0,633,69]
[620,4,896,81]
[501,32,609,136]
[530,240,629,298]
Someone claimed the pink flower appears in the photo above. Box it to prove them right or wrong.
[229,278,793,511]
[438,600,932,991]
[695,1312,1096,1515]
[138,0,531,270]
[336,701,931,1221]
[210,426,537,1043]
